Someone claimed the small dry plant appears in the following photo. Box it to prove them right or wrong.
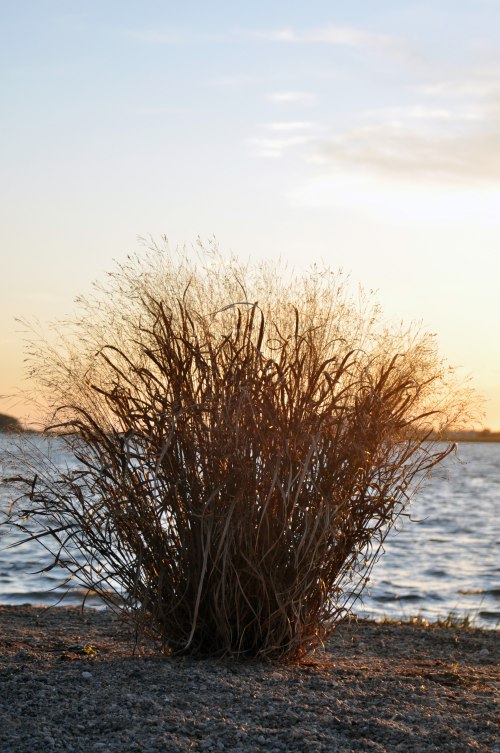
[4,241,472,659]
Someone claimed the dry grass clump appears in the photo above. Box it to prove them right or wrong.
[4,241,472,659]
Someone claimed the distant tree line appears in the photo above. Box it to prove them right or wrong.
[0,413,22,433]
[434,428,500,443]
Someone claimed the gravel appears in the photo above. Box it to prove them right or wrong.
[0,606,497,752]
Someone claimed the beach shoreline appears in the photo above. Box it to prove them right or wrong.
[0,606,497,752]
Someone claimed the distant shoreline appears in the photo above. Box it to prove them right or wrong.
[437,431,500,443]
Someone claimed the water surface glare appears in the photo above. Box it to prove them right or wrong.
[0,435,498,627]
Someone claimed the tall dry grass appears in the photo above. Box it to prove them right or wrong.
[4,241,473,659]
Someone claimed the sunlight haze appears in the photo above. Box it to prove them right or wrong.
[1,0,499,428]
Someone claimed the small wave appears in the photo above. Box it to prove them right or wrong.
[478,610,500,621]
[458,587,500,597]
[0,590,71,606]
[392,593,423,603]
[425,569,448,578]
[0,587,111,608]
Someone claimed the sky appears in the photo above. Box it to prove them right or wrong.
[1,0,499,428]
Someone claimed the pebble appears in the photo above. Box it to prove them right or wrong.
[81,671,93,680]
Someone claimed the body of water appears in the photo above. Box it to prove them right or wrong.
[0,435,498,627]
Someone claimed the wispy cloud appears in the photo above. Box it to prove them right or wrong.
[250,25,409,56]
[312,121,500,185]
[417,75,500,100]
[128,23,410,56]
[250,135,314,159]
[266,91,316,106]
[362,105,453,122]
[359,104,494,129]
[413,69,500,128]
[310,65,500,185]
[259,57,500,186]
[249,122,321,158]
[261,60,500,185]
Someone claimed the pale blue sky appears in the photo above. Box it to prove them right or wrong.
[2,1,500,426]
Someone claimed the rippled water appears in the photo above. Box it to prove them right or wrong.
[0,434,498,627]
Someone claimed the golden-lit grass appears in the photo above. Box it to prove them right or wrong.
[5,241,473,659]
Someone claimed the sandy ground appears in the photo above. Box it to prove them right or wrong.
[0,605,498,753]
